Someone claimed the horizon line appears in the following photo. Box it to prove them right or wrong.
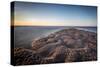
[11,25,97,27]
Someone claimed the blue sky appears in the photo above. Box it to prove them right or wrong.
[14,2,97,26]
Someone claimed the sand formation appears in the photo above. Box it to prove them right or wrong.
[14,28,97,65]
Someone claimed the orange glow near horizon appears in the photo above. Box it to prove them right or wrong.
[12,19,97,26]
[12,2,97,27]
[12,21,67,26]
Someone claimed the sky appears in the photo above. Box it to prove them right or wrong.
[12,1,97,26]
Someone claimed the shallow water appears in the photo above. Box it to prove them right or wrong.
[14,26,97,48]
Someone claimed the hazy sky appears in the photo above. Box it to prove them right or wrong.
[13,2,97,26]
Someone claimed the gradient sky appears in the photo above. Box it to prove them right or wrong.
[13,2,97,26]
